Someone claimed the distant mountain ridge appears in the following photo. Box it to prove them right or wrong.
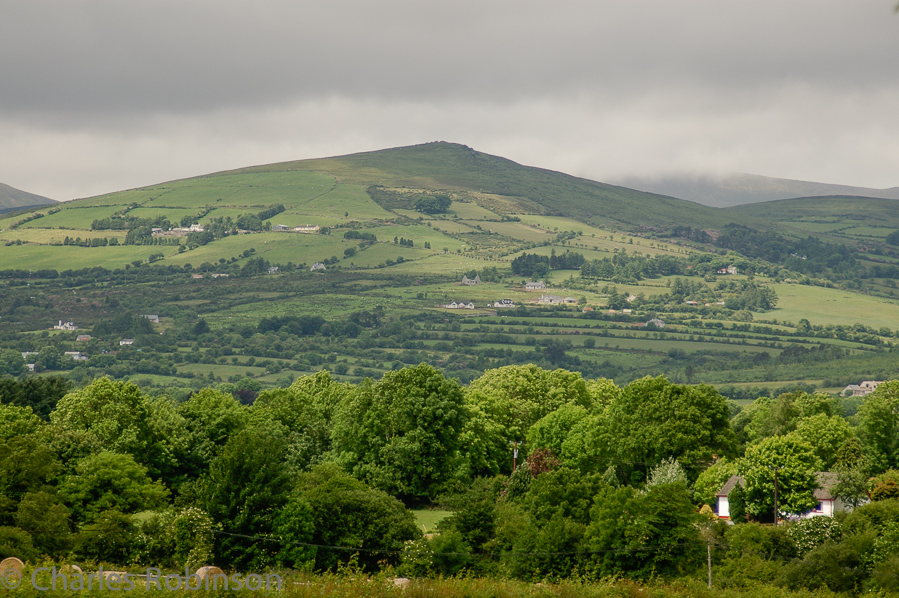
[0,182,55,211]
[611,172,899,208]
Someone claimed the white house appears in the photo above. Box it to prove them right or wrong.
[142,314,160,324]
[64,351,87,361]
[715,475,745,520]
[461,274,481,286]
[444,301,475,309]
[494,299,515,308]
[715,472,861,521]
[54,320,77,331]
[310,262,327,271]
[295,225,320,233]
[646,318,665,328]
[119,339,134,346]
[525,281,546,290]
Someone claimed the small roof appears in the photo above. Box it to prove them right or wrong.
[814,472,840,501]
[717,474,745,496]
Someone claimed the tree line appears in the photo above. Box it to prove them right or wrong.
[2,365,899,593]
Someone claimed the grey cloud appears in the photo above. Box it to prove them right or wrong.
[2,0,897,119]
[1,1,898,200]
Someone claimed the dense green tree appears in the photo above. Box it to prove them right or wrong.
[254,371,351,470]
[202,427,292,569]
[791,413,855,470]
[72,509,139,565]
[742,435,821,519]
[526,404,589,458]
[0,349,26,377]
[60,451,169,524]
[332,363,467,503]
[51,378,172,476]
[0,376,70,420]
[414,194,452,214]
[728,483,747,523]
[741,391,836,443]
[524,467,606,525]
[14,490,72,558]
[0,525,39,562]
[295,463,419,571]
[0,405,61,525]
[177,388,248,479]
[590,377,736,483]
[464,365,591,475]
[272,494,316,569]
[137,507,217,570]
[859,380,899,472]
[585,482,702,580]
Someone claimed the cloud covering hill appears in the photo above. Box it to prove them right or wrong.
[612,173,899,208]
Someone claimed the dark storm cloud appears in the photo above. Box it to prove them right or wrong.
[0,1,897,200]
[3,0,896,117]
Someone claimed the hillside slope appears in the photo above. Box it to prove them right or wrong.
[0,182,55,212]
[613,172,899,208]
[233,142,750,231]
[727,195,899,244]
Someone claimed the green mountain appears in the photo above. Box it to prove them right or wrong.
[0,182,55,212]
[237,141,752,230]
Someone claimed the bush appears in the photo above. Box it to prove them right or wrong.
[786,516,842,557]
[73,509,139,565]
[0,526,38,562]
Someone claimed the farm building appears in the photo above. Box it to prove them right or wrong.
[843,380,882,397]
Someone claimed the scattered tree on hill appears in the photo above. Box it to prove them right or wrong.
[414,193,452,214]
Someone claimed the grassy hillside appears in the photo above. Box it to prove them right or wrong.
[2,143,899,397]
[238,142,757,230]
[728,195,899,244]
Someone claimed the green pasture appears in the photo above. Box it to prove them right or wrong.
[412,509,453,533]
[838,226,892,238]
[772,283,899,330]
[0,243,181,270]
[125,206,194,223]
[177,363,268,378]
[64,188,153,208]
[0,228,126,244]
[361,224,464,249]
[428,220,482,235]
[17,206,123,229]
[164,232,346,267]
[450,201,503,220]
[785,221,855,233]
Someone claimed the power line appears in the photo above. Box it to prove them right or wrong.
[210,529,705,558]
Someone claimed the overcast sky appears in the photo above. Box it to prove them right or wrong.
[2,0,898,201]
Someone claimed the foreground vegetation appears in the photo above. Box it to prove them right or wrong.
[3,366,899,595]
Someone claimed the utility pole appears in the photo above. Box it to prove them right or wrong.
[509,440,522,470]
[769,465,782,525]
